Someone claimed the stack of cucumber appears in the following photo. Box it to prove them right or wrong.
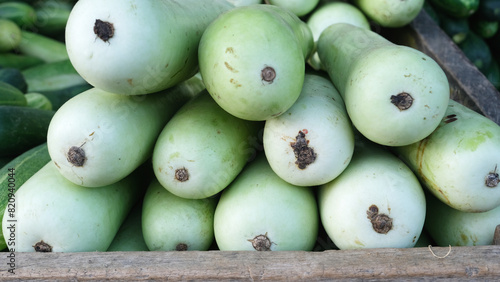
[0,0,499,254]
[424,0,500,90]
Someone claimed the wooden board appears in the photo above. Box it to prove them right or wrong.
[2,246,499,281]
[2,10,500,281]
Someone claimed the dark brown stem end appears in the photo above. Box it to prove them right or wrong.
[175,167,189,182]
[367,205,393,234]
[261,66,276,83]
[248,233,273,251]
[485,165,499,188]
[67,146,86,167]
[290,130,316,169]
[94,19,114,42]
[176,243,188,251]
[390,92,413,111]
[33,240,52,252]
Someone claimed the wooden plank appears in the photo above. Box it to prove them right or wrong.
[381,10,500,125]
[2,246,499,281]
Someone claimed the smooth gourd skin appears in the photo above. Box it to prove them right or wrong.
[198,5,313,121]
[141,179,217,251]
[266,0,320,17]
[393,100,500,213]
[65,0,233,95]
[425,191,500,246]
[317,23,450,146]
[352,0,425,28]
[306,1,370,70]
[47,78,200,188]
[318,138,426,250]
[263,74,355,186]
[2,162,147,252]
[152,90,262,200]
[106,202,149,252]
[214,154,319,251]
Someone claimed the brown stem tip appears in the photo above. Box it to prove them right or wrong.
[94,19,114,42]
[261,66,276,83]
[67,146,86,167]
[33,240,52,252]
[248,233,273,251]
[175,167,189,182]
[390,92,413,111]
[367,205,393,234]
[485,165,499,188]
[290,131,316,169]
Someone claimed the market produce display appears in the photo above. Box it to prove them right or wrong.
[1,0,500,255]
[425,0,500,89]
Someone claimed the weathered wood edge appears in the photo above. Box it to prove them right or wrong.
[2,246,499,281]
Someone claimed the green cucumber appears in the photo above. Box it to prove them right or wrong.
[438,12,470,44]
[65,0,234,95]
[141,178,218,251]
[0,105,54,157]
[263,73,355,186]
[25,92,52,110]
[266,0,320,17]
[107,202,149,252]
[318,137,426,249]
[2,161,149,252]
[22,59,87,93]
[306,1,370,70]
[317,23,450,146]
[0,142,50,250]
[16,30,68,63]
[22,59,91,110]
[485,59,500,90]
[47,75,203,188]
[0,67,27,92]
[429,0,479,18]
[199,4,313,121]
[470,17,499,39]
[476,0,500,21]
[214,154,319,251]
[425,191,500,246]
[458,31,493,74]
[0,81,27,106]
[0,1,36,29]
[423,0,440,24]
[352,0,424,28]
[393,100,500,213]
[0,53,44,70]
[33,0,72,37]
[0,157,12,168]
[0,19,21,52]
[152,90,261,199]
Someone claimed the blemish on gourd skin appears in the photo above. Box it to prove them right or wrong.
[224,62,238,73]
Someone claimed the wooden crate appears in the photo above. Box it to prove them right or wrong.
[3,10,500,281]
